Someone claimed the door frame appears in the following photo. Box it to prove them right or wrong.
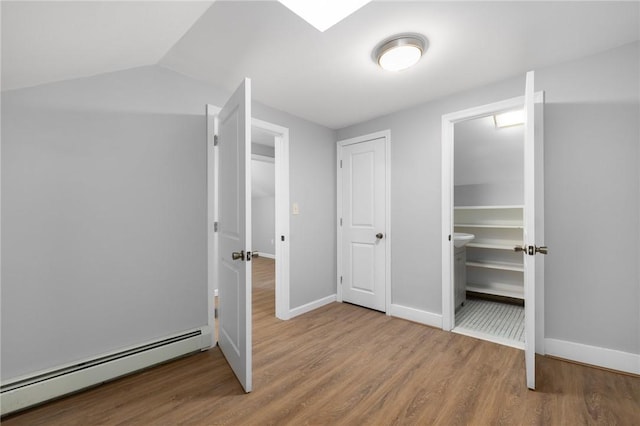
[207,104,291,331]
[336,130,391,315]
[440,93,545,352]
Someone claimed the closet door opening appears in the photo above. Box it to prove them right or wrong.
[452,115,526,349]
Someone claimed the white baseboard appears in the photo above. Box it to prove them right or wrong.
[289,294,336,319]
[390,304,442,329]
[256,252,275,259]
[545,338,640,375]
[0,326,212,416]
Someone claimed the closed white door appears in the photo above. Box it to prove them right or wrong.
[523,70,546,390]
[338,135,387,312]
[216,78,252,393]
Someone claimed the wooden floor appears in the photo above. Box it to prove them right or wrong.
[4,257,639,424]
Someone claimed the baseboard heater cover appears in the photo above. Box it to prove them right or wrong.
[1,326,212,416]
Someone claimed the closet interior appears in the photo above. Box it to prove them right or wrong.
[453,111,525,348]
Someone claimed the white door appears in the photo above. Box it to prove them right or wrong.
[523,70,546,390]
[216,78,252,393]
[338,135,387,312]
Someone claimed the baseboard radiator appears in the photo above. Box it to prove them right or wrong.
[1,326,212,416]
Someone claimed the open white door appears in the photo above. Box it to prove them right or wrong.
[216,78,252,393]
[523,71,546,390]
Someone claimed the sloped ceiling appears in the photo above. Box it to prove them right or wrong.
[455,116,524,186]
[2,1,638,129]
[1,1,213,91]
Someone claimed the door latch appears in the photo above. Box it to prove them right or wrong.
[535,246,548,255]
[515,245,548,255]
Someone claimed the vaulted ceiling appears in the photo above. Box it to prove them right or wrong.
[2,1,638,129]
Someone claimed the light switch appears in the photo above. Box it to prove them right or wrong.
[292,202,300,215]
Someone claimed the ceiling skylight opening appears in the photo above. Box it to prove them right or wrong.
[375,35,427,72]
[494,109,525,128]
[278,0,372,32]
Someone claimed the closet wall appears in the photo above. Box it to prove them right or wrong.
[454,115,523,206]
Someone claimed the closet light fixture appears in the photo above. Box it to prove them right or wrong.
[278,0,371,32]
[375,34,427,72]
[494,110,525,128]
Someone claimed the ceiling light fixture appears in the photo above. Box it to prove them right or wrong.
[494,110,525,128]
[278,0,372,32]
[375,34,427,72]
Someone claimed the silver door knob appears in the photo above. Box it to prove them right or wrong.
[232,250,245,261]
[376,233,384,240]
[535,246,548,255]
[514,246,526,253]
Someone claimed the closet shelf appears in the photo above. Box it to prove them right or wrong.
[465,240,522,251]
[466,260,524,272]
[455,223,523,229]
[455,204,524,300]
[466,283,524,300]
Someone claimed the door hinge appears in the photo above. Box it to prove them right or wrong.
[340,218,342,226]
[281,235,285,242]
[214,134,219,146]
[340,276,343,284]
[340,160,342,168]
[448,234,451,241]
[214,222,218,232]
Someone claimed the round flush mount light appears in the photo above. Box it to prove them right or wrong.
[374,34,427,72]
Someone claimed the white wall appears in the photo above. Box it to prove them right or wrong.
[251,157,275,256]
[454,183,523,207]
[252,196,275,257]
[1,65,337,380]
[337,42,640,356]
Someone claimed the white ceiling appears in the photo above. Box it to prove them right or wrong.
[0,1,213,91]
[160,1,639,128]
[2,1,638,130]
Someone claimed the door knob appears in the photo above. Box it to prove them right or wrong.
[376,233,384,240]
[535,246,548,255]
[232,250,245,261]
[514,246,526,253]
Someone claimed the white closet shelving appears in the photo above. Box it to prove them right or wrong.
[454,205,524,299]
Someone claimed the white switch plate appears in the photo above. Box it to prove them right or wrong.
[292,202,300,215]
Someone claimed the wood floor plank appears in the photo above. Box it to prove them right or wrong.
[3,257,639,424]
